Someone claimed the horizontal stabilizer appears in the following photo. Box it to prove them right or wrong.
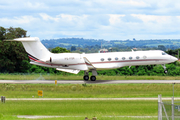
[56,68,80,74]
[6,37,39,42]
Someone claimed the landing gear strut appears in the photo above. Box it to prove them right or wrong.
[83,70,97,81]
[162,64,167,74]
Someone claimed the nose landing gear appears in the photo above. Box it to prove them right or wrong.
[162,64,167,74]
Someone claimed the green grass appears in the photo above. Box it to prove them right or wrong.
[1,74,180,80]
[0,74,177,120]
[0,84,179,98]
[0,100,158,120]
[0,116,157,120]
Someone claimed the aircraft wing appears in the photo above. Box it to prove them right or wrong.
[56,68,80,74]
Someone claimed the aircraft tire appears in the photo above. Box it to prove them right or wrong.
[83,75,89,81]
[90,76,96,81]
[164,70,168,74]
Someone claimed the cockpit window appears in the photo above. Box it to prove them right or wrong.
[162,52,167,55]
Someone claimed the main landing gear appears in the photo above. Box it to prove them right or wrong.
[83,70,97,81]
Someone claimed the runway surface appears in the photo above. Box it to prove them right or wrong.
[1,80,180,84]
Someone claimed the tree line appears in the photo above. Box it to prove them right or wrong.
[0,26,180,76]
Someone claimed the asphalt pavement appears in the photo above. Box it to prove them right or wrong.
[0,80,180,84]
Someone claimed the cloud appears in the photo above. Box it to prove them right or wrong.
[1,0,180,40]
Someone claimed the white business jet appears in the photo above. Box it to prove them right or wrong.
[11,37,177,81]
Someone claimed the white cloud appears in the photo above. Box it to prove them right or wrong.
[1,0,180,40]
[131,14,172,23]
[39,13,59,22]
[117,0,150,7]
[0,16,38,26]
[109,14,125,25]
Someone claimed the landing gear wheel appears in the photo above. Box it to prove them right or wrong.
[83,75,89,81]
[164,70,168,74]
[90,76,96,81]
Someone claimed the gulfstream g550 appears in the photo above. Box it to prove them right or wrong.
[11,37,177,81]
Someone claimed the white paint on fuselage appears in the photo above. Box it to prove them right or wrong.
[42,50,177,71]
[82,50,176,70]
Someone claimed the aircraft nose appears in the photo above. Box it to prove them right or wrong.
[171,56,178,62]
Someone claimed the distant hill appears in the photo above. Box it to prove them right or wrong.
[41,38,180,50]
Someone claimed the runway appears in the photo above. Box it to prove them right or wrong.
[0,80,180,84]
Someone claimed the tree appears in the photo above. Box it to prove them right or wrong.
[0,27,29,73]
[5,27,27,39]
[0,26,6,40]
[51,47,70,53]
[70,46,76,51]
[158,45,166,51]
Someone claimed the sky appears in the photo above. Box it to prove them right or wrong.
[1,0,180,40]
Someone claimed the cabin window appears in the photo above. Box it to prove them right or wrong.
[136,56,140,59]
[129,56,133,60]
[162,52,166,55]
[122,57,125,60]
[143,56,147,59]
[101,58,104,61]
[108,58,111,61]
[115,57,118,60]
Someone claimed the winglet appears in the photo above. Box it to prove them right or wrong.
[83,57,95,68]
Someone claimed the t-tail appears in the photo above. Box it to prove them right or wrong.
[13,37,51,62]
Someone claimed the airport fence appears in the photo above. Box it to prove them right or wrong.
[158,95,180,120]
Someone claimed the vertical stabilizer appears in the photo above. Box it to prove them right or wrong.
[13,37,51,61]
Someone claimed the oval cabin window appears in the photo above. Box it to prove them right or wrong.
[101,58,104,61]
[129,56,133,60]
[136,56,140,59]
[108,58,111,61]
[143,56,147,59]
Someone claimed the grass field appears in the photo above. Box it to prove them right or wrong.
[1,74,180,80]
[0,84,179,98]
[0,74,177,120]
[0,100,158,120]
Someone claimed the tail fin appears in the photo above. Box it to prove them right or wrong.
[13,37,51,61]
